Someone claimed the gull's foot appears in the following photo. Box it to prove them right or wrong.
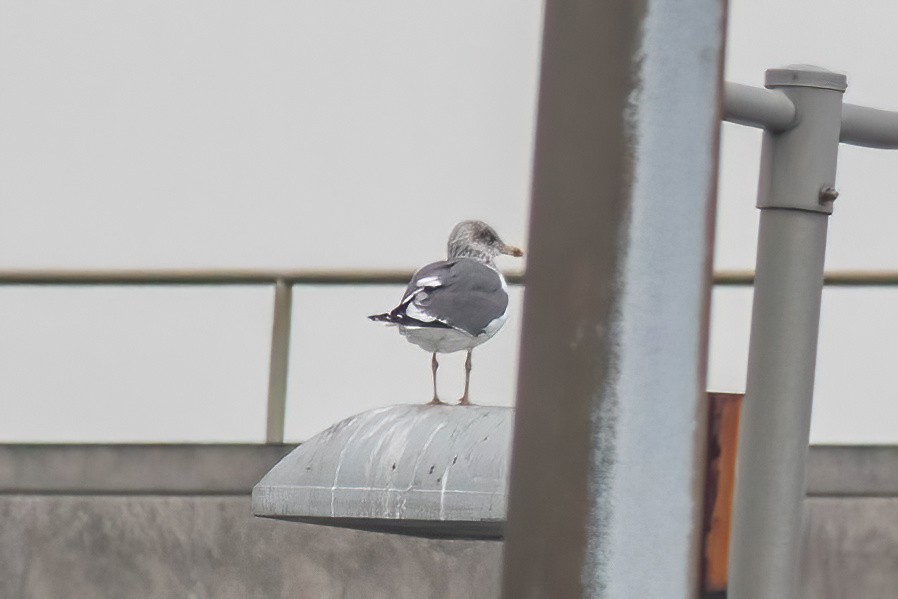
[427,397,447,406]
[457,397,473,406]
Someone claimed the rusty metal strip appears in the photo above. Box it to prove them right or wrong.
[701,392,743,599]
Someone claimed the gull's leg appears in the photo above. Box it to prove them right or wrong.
[428,352,445,405]
[458,350,473,406]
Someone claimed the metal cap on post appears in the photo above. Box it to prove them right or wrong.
[765,65,848,92]
[757,65,847,215]
[729,66,846,599]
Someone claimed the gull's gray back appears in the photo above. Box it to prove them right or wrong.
[406,258,508,336]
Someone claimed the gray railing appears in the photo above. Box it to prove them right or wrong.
[2,267,897,443]
[0,268,518,444]
[724,80,898,148]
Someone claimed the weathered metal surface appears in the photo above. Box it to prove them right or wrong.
[502,0,725,596]
[701,394,743,598]
[252,404,511,540]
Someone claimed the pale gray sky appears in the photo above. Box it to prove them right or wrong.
[1,0,897,442]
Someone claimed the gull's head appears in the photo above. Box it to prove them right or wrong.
[447,220,524,265]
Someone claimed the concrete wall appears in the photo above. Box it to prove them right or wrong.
[803,498,898,599]
[1,445,895,598]
[0,496,501,599]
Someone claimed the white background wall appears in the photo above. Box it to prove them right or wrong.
[1,0,896,442]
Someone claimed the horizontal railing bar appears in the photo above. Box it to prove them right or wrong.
[0,269,525,286]
[724,82,898,150]
[3,269,898,287]
[715,269,898,287]
[840,103,898,149]
[723,82,796,132]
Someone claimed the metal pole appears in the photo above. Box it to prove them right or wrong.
[502,0,725,596]
[724,82,796,132]
[729,66,846,599]
[840,102,898,149]
[265,279,292,443]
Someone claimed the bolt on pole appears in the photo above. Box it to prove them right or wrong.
[729,66,847,599]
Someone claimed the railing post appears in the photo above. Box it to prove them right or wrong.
[729,66,847,599]
[265,279,292,443]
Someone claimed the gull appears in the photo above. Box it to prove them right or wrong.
[368,220,523,405]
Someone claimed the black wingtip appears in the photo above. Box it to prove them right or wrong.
[368,313,393,322]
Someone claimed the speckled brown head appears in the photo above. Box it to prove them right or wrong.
[447,220,523,266]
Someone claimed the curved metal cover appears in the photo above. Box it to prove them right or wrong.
[252,404,512,540]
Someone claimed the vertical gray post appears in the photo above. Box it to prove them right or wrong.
[501,1,725,597]
[729,66,847,599]
[266,279,292,443]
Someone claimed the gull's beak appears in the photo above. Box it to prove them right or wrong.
[501,244,524,258]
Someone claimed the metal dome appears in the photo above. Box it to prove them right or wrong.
[252,404,512,540]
